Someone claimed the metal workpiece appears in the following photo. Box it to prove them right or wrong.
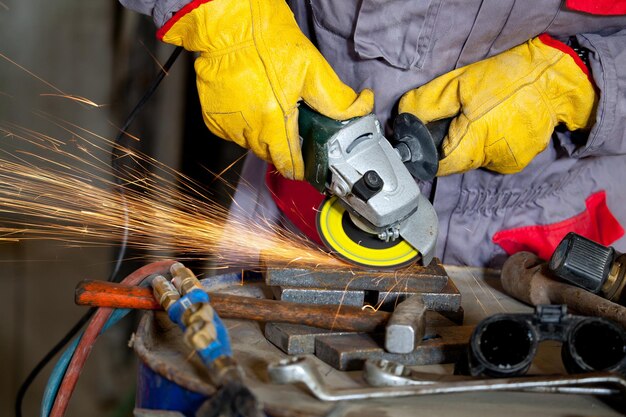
[170,262,203,295]
[272,287,364,307]
[267,356,626,402]
[384,295,426,354]
[265,309,464,359]
[264,323,355,355]
[272,277,462,313]
[151,275,180,311]
[263,259,449,292]
[314,325,474,371]
[264,265,465,368]
[378,279,462,312]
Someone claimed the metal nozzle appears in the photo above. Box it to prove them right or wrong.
[170,262,203,295]
[151,275,180,311]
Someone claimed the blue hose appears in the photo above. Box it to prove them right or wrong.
[40,309,130,417]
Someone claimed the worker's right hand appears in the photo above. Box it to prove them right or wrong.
[158,0,374,180]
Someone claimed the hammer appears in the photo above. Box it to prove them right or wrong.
[384,294,426,354]
[501,252,626,328]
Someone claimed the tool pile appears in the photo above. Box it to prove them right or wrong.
[64,232,626,416]
[263,259,470,370]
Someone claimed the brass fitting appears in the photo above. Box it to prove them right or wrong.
[602,255,626,304]
[184,317,218,350]
[151,275,180,311]
[186,303,216,327]
[183,303,218,349]
[170,262,203,295]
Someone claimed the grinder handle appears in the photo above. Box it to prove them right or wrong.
[393,114,453,181]
[298,104,346,193]
[426,117,453,149]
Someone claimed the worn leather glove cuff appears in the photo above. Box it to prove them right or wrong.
[156,0,213,40]
[538,34,592,82]
[157,0,214,41]
[535,34,597,131]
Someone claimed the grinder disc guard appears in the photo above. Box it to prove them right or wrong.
[316,196,420,268]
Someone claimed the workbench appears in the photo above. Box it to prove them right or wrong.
[134,266,625,416]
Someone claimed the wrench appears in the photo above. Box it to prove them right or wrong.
[267,356,626,401]
[363,359,621,396]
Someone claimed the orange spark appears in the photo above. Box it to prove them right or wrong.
[0,116,424,289]
[40,94,106,108]
[0,52,69,96]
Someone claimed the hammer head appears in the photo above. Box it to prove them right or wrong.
[384,294,427,354]
[501,252,552,306]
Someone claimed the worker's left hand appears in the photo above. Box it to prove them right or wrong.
[399,35,597,176]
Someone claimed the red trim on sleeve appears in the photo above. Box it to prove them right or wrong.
[266,166,326,246]
[156,0,214,40]
[537,34,591,81]
[493,191,624,260]
[566,0,626,15]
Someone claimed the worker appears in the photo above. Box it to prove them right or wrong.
[120,0,626,267]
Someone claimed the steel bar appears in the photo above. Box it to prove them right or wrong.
[264,259,448,292]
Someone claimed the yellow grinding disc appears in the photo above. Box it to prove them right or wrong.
[316,196,420,268]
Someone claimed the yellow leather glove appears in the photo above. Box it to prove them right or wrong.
[399,35,597,176]
[159,0,373,180]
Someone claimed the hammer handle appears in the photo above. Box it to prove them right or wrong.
[75,280,390,333]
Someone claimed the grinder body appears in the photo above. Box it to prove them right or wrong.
[298,105,439,268]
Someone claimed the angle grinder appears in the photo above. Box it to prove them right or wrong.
[299,105,449,268]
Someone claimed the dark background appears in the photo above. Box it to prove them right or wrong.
[0,2,245,415]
